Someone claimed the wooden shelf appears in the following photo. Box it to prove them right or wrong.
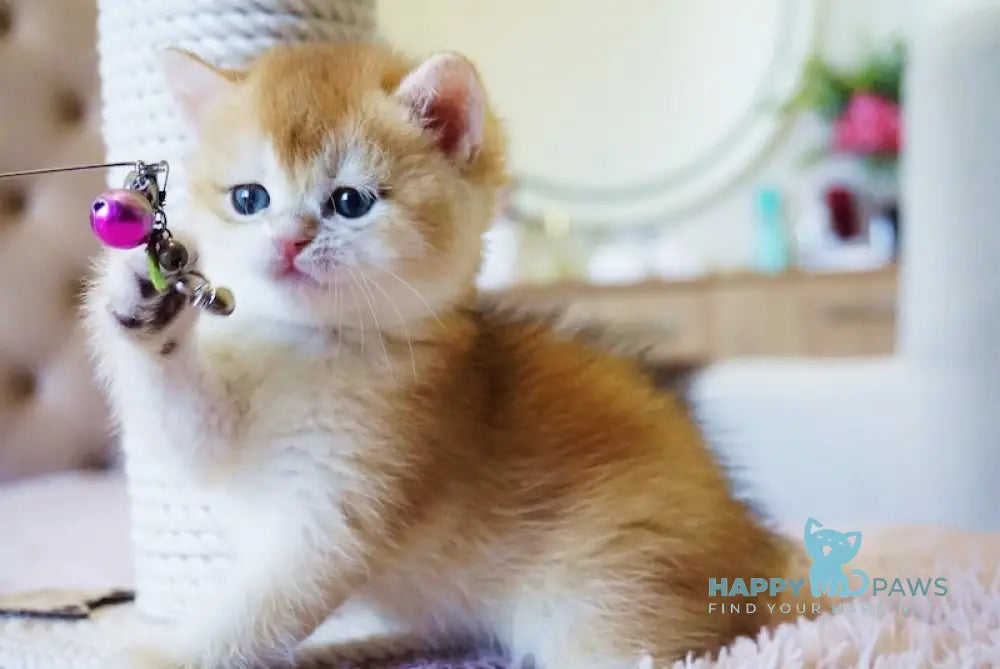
[487,266,899,360]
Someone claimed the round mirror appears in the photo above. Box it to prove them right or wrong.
[379,0,819,228]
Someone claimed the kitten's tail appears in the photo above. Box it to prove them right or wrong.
[767,537,835,627]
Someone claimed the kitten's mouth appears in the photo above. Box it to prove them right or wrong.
[272,259,319,286]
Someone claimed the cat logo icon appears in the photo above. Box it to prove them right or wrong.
[803,518,870,598]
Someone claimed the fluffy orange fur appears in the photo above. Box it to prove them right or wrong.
[135,42,824,667]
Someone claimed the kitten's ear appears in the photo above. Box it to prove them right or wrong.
[805,518,823,536]
[160,48,237,128]
[843,531,862,549]
[396,52,485,164]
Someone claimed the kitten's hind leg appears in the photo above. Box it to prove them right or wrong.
[510,602,667,669]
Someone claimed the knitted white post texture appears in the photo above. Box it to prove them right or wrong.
[98,0,376,199]
[96,0,377,623]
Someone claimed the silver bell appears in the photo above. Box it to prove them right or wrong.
[123,169,161,208]
[204,286,236,316]
[172,272,236,317]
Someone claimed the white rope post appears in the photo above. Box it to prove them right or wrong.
[96,0,377,621]
[98,0,377,199]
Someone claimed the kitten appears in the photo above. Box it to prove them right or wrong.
[86,42,815,669]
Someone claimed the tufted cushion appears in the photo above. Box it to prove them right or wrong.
[0,0,111,481]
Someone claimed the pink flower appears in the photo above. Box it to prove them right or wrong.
[832,93,901,156]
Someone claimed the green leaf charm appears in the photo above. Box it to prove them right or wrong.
[146,248,168,293]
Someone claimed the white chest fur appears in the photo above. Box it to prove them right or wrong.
[118,317,392,622]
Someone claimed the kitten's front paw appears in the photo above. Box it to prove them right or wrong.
[95,247,195,341]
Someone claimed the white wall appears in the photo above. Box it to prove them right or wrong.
[381,0,779,203]
[380,0,924,270]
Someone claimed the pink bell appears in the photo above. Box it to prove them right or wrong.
[90,188,155,249]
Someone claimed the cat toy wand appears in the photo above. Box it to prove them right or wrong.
[0,160,234,316]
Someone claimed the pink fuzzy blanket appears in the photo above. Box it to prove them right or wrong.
[669,526,1000,668]
[1,474,998,667]
[298,526,1000,668]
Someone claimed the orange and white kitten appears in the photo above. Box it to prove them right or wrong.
[86,43,808,669]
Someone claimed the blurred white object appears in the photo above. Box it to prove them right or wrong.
[649,237,707,280]
[586,234,706,285]
[478,220,521,289]
[693,1,1000,531]
[587,237,650,285]
[795,198,895,272]
[792,198,830,266]
[866,214,896,263]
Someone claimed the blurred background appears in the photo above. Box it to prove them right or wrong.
[376,0,1000,533]
[0,0,998,572]
[382,0,913,363]
[385,0,905,281]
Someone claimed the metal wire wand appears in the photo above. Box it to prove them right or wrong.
[0,161,142,179]
[0,159,233,316]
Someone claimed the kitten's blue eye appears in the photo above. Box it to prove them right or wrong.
[230,184,270,216]
[327,187,376,219]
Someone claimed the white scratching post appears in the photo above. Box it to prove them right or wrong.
[96,0,377,621]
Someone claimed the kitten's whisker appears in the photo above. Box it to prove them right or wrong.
[333,270,343,360]
[366,275,418,381]
[344,273,365,354]
[348,269,395,387]
[376,267,444,328]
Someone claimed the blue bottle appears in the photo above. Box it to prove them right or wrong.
[754,186,789,273]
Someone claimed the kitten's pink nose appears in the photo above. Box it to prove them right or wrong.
[278,237,312,262]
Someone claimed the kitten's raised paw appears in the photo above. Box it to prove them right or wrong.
[96,247,196,340]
